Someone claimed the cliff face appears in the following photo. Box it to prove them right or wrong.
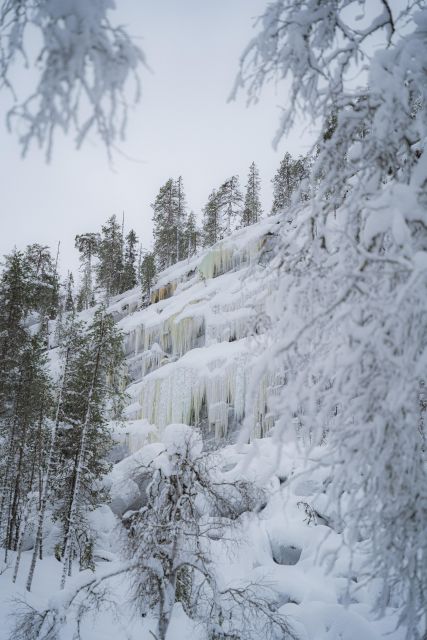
[109,214,283,451]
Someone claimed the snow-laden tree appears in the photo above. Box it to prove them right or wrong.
[271,153,309,215]
[0,0,144,159]
[12,425,294,640]
[234,1,427,637]
[217,175,243,235]
[52,307,125,587]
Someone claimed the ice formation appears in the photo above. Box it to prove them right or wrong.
[114,215,282,441]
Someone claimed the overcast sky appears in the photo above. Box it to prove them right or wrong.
[0,0,312,277]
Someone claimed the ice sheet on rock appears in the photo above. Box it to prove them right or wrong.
[130,339,250,439]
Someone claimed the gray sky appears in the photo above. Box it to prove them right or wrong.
[0,0,311,277]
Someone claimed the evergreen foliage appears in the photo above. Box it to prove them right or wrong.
[122,229,138,292]
[0,251,53,556]
[53,308,125,583]
[174,176,188,263]
[140,251,156,305]
[25,244,60,323]
[184,210,201,257]
[152,178,189,270]
[96,215,124,300]
[202,189,221,247]
[271,152,309,214]
[152,179,177,271]
[75,233,99,311]
[217,175,243,235]
[64,272,75,314]
[242,161,262,226]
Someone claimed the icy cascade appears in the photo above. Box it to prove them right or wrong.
[114,216,282,440]
[130,340,249,439]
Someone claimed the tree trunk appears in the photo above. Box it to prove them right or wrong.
[26,347,70,592]
[60,317,105,589]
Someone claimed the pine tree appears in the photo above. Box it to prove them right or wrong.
[122,229,138,292]
[96,215,124,300]
[152,177,189,270]
[0,251,32,416]
[152,179,177,271]
[52,308,125,585]
[271,153,309,215]
[271,152,294,214]
[184,211,200,258]
[140,251,156,305]
[75,233,99,310]
[217,175,243,235]
[64,272,75,313]
[0,331,52,558]
[0,252,46,555]
[242,161,262,226]
[25,244,60,326]
[26,316,76,592]
[10,332,53,580]
[202,189,221,247]
[174,176,188,263]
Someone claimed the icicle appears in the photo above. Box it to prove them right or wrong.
[136,350,249,438]
[198,236,267,280]
[144,315,205,357]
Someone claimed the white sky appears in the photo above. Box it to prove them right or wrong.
[0,0,312,277]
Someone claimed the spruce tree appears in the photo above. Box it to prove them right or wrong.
[96,215,124,300]
[75,233,99,310]
[0,251,32,417]
[122,229,138,292]
[0,330,52,557]
[64,272,75,313]
[152,179,177,271]
[184,211,200,258]
[271,153,310,215]
[152,177,189,270]
[174,176,188,262]
[10,332,52,577]
[0,252,48,555]
[271,152,294,214]
[140,251,156,305]
[25,244,60,326]
[217,175,243,235]
[52,308,125,584]
[242,161,262,226]
[25,317,75,591]
[202,189,221,247]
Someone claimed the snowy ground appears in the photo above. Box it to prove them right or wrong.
[0,437,406,640]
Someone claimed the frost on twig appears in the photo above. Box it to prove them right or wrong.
[0,0,145,160]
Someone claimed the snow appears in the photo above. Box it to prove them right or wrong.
[110,217,281,441]
[0,213,413,640]
[0,432,405,640]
